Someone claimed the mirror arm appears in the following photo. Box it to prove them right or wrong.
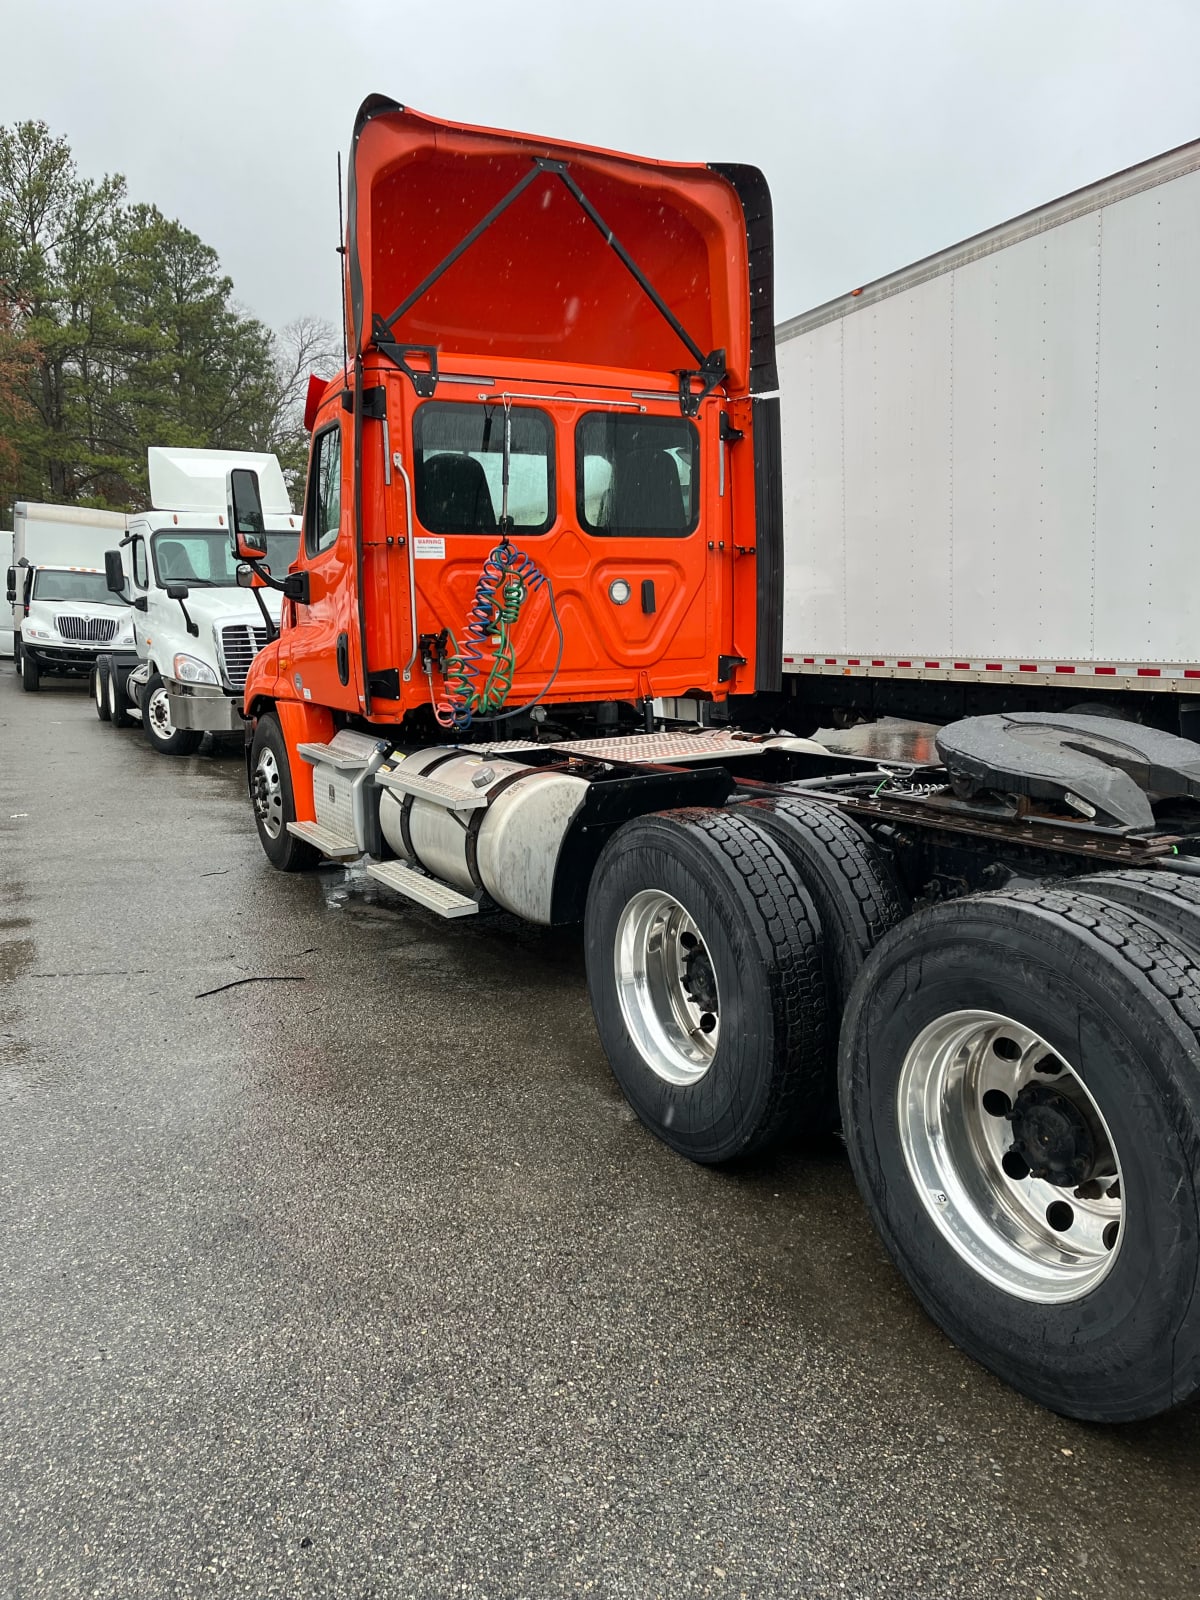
[176,598,199,638]
[248,580,278,644]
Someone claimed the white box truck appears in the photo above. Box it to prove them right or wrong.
[94,448,301,755]
[7,502,134,691]
[775,139,1200,736]
[0,529,12,658]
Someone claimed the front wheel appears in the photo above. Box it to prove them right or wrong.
[840,886,1200,1422]
[585,808,830,1164]
[20,651,40,692]
[142,674,202,756]
[249,712,319,872]
[93,659,112,721]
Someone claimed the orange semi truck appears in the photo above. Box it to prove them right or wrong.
[226,97,1200,1423]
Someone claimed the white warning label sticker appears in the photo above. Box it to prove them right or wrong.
[413,536,446,560]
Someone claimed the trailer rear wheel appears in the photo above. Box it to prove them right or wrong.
[1074,869,1200,958]
[840,887,1200,1421]
[585,808,829,1164]
[742,795,907,1116]
[250,712,319,872]
[107,662,135,727]
[93,658,112,721]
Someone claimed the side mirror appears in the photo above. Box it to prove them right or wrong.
[235,563,257,589]
[104,550,126,595]
[5,567,14,604]
[165,581,190,601]
[227,467,268,560]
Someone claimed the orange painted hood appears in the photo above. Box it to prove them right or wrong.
[346,96,777,399]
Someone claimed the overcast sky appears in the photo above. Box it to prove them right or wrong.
[4,0,1199,335]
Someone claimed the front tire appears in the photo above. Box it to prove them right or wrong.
[20,651,40,692]
[840,886,1200,1421]
[142,673,202,756]
[93,658,112,721]
[585,809,830,1164]
[250,712,319,872]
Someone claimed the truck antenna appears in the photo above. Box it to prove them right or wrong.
[337,151,349,374]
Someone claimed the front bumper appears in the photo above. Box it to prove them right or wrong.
[23,642,106,671]
[167,681,244,732]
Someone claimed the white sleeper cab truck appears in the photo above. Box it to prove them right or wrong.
[7,502,133,691]
[0,529,12,658]
[95,447,299,754]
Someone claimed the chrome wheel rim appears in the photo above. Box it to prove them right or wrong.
[253,748,284,840]
[94,670,104,712]
[614,890,720,1086]
[147,685,174,740]
[897,1009,1124,1303]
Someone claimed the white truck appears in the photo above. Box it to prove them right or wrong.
[0,529,12,658]
[775,138,1200,737]
[95,447,300,755]
[6,502,134,692]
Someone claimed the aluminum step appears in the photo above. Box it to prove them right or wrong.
[286,819,360,860]
[366,860,480,918]
[297,731,384,771]
[376,766,488,812]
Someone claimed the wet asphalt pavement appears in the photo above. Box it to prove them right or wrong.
[2,674,1198,1600]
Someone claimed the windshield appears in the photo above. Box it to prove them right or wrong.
[31,570,116,604]
[151,529,299,587]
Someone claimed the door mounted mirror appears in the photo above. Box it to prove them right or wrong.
[227,467,268,560]
[104,550,126,596]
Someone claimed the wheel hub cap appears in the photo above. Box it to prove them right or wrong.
[897,1010,1124,1303]
[254,750,284,840]
[614,890,720,1087]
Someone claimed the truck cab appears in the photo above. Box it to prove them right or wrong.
[13,562,136,691]
[98,448,301,754]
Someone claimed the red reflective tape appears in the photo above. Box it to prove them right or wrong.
[924,661,940,669]
[871,659,885,667]
[897,660,912,668]
[1019,664,1037,673]
[954,662,970,670]
[1055,665,1075,674]
[1187,670,1200,680]
[985,663,1002,671]
[803,657,815,665]
[1138,668,1161,677]
[1095,666,1116,675]
[848,658,860,666]
[824,658,837,665]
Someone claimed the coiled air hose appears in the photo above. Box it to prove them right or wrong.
[434,539,565,732]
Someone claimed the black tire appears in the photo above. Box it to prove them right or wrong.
[840,886,1200,1422]
[585,808,830,1164]
[93,658,112,722]
[141,672,203,756]
[107,661,136,727]
[13,640,22,674]
[20,651,40,692]
[249,712,320,872]
[1073,868,1200,959]
[740,794,908,1115]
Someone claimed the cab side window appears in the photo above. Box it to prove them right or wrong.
[306,425,342,555]
[132,537,149,589]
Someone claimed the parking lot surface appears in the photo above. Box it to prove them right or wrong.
[2,672,1198,1599]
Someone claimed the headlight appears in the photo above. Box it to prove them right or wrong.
[173,653,219,685]
[27,626,53,639]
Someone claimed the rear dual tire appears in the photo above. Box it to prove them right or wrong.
[92,659,111,721]
[840,887,1200,1422]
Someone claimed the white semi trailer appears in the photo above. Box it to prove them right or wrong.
[775,138,1200,736]
[0,529,12,658]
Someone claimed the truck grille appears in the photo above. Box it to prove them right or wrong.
[56,615,117,643]
[218,624,269,689]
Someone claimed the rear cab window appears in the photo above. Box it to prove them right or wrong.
[414,402,555,536]
[576,413,699,537]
